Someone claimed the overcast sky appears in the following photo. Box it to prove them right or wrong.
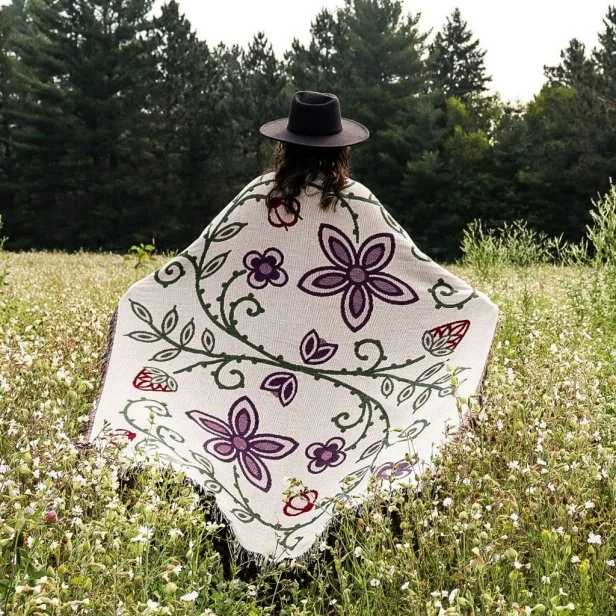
[163,0,611,103]
[2,0,612,102]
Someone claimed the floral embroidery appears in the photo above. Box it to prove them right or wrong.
[422,320,470,356]
[268,197,302,230]
[243,248,288,289]
[107,428,137,446]
[260,372,298,407]
[133,366,178,392]
[186,396,299,492]
[375,460,414,482]
[306,437,346,474]
[298,224,419,331]
[300,330,338,365]
[283,488,318,517]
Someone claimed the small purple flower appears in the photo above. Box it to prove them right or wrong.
[187,396,298,492]
[375,460,414,482]
[306,437,346,474]
[243,248,288,289]
[298,224,419,332]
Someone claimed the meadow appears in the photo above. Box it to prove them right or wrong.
[0,191,615,615]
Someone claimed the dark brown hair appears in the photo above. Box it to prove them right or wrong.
[266,142,351,211]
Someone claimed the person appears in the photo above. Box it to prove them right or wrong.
[87,91,499,564]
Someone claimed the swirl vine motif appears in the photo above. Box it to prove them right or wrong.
[119,177,474,551]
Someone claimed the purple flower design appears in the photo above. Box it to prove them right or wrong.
[306,437,346,474]
[243,248,288,290]
[260,372,298,407]
[300,330,338,365]
[186,396,298,492]
[298,224,419,332]
[375,460,414,482]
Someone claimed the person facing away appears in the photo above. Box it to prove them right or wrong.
[87,90,499,562]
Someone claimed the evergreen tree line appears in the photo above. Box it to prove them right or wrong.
[0,0,615,258]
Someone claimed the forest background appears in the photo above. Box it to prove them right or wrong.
[0,0,615,259]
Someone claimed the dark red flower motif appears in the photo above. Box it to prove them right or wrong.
[133,366,178,392]
[268,197,302,230]
[422,320,470,357]
[260,372,298,407]
[108,428,137,446]
[283,488,319,517]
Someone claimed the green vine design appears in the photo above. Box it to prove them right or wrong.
[120,175,472,544]
[428,278,478,310]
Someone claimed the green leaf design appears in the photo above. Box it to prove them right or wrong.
[161,306,179,335]
[397,384,415,405]
[201,329,215,353]
[417,362,445,382]
[201,251,230,280]
[150,348,182,362]
[232,508,255,523]
[180,319,195,346]
[212,222,247,242]
[204,480,222,494]
[130,300,153,324]
[413,389,432,413]
[381,377,394,398]
[127,331,160,343]
[399,419,430,440]
[357,439,384,462]
[191,451,214,475]
[438,386,455,398]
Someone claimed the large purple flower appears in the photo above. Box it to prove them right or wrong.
[186,396,298,492]
[243,248,288,289]
[298,224,419,331]
[306,437,346,474]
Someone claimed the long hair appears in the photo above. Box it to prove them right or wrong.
[265,142,351,211]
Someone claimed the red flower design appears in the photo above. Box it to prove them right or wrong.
[133,366,178,392]
[283,489,318,517]
[108,428,137,446]
[422,320,470,357]
[268,197,302,230]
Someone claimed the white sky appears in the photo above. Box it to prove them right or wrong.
[1,0,612,102]
[166,0,612,103]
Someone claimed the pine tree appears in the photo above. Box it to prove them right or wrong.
[594,5,616,104]
[11,0,154,248]
[428,8,491,101]
[238,32,288,176]
[544,39,596,88]
[0,8,14,204]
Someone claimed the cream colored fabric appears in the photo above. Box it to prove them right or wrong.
[88,172,499,561]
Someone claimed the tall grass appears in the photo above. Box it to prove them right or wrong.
[0,184,615,613]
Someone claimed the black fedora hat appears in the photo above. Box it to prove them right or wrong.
[259,91,369,148]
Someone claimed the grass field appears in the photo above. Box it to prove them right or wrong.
[0,250,615,615]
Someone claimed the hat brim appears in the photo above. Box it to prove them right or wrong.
[259,118,369,147]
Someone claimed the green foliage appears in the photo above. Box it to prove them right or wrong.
[0,215,8,289]
[124,241,156,269]
[586,180,616,265]
[1,253,616,613]
[0,0,616,259]
[460,219,587,275]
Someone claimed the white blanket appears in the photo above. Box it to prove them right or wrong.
[87,172,499,561]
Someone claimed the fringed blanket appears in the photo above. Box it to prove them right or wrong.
[86,172,499,562]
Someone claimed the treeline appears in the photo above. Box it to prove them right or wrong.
[0,0,615,258]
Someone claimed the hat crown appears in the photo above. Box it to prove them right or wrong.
[287,91,343,137]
